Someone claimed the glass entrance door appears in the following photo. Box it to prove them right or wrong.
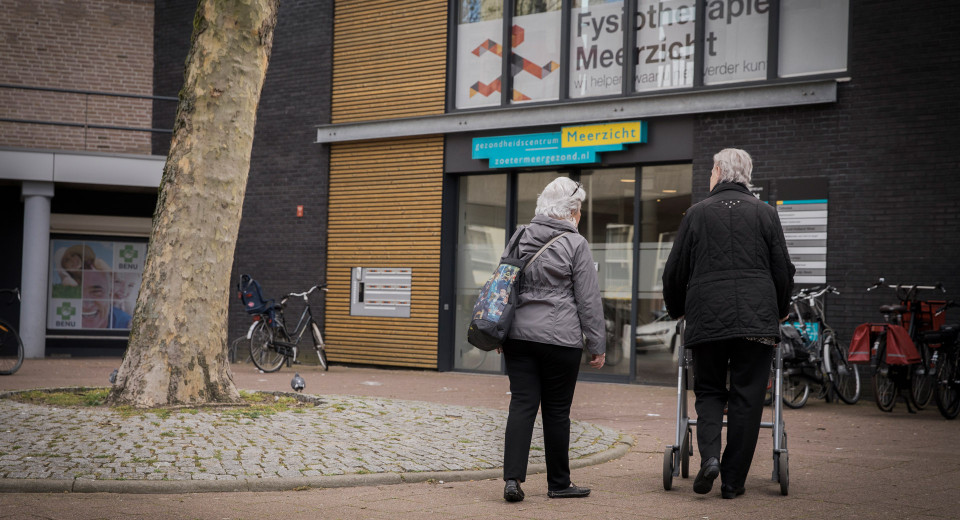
[450,164,691,384]
[453,174,507,372]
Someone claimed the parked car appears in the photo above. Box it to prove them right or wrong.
[635,312,679,358]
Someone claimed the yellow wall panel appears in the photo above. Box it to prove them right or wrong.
[325,136,444,369]
[331,0,448,123]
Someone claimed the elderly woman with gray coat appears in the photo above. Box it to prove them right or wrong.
[500,177,606,503]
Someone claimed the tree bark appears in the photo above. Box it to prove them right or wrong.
[109,0,279,407]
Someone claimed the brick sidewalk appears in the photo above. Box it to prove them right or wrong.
[2,358,958,519]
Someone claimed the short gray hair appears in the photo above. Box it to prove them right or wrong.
[535,177,585,225]
[713,148,753,186]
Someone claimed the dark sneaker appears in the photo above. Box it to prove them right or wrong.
[721,484,745,499]
[547,483,591,498]
[503,479,524,502]
[693,457,720,494]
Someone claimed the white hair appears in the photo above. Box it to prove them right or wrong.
[535,177,585,225]
[713,148,753,186]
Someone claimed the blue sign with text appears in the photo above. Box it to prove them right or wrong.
[472,121,646,169]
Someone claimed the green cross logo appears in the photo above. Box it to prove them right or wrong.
[56,302,76,321]
[119,245,139,263]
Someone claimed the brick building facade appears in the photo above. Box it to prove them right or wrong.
[2,1,957,389]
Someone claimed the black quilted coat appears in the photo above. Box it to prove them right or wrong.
[662,182,796,348]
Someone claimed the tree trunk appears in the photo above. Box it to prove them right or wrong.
[109,0,279,407]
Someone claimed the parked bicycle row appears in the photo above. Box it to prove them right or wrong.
[848,279,959,419]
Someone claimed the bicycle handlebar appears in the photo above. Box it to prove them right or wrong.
[279,285,327,304]
[792,285,839,302]
[866,278,946,295]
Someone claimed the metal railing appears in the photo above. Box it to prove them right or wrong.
[0,83,177,149]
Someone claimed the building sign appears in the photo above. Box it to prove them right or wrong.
[350,267,412,318]
[48,239,146,330]
[776,178,828,285]
[473,120,646,168]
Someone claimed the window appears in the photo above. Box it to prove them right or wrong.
[569,0,624,99]
[702,0,769,85]
[778,0,849,77]
[452,0,848,108]
[511,0,563,103]
[635,0,695,92]
[48,238,146,331]
[455,0,504,108]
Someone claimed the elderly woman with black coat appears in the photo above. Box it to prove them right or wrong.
[499,177,606,503]
[662,148,795,499]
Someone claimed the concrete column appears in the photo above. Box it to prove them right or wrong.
[20,181,54,359]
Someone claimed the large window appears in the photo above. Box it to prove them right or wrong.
[570,0,624,99]
[453,0,849,107]
[778,0,849,77]
[635,0,695,92]
[702,0,768,85]
[452,165,692,384]
[512,0,562,103]
[48,238,146,332]
[455,0,504,109]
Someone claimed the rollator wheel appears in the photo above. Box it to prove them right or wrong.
[680,430,691,478]
[663,447,674,490]
[777,451,789,496]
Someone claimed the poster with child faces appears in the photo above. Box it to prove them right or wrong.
[48,239,145,331]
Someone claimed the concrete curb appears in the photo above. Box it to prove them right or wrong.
[0,435,634,494]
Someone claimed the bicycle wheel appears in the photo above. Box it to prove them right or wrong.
[782,375,810,409]
[0,319,24,375]
[935,349,960,420]
[910,343,935,410]
[824,333,861,404]
[310,320,328,371]
[873,365,897,414]
[249,321,284,373]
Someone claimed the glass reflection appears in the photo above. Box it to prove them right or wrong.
[455,174,508,371]
[635,164,692,384]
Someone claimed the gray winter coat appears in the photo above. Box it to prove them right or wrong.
[503,215,606,356]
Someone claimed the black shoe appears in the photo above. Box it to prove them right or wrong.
[547,483,591,498]
[720,484,745,499]
[503,479,524,502]
[693,457,720,494]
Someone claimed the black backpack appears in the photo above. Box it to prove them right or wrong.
[467,229,569,351]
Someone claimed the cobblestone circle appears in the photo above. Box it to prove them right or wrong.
[0,392,624,483]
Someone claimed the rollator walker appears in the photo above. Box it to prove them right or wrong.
[662,320,789,496]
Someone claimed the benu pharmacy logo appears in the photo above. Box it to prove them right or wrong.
[56,302,77,321]
[119,245,139,263]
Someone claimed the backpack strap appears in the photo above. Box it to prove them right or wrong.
[504,226,527,257]
[523,232,571,272]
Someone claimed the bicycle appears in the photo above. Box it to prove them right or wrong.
[922,301,960,419]
[0,288,23,376]
[240,279,329,373]
[779,285,861,408]
[861,279,947,412]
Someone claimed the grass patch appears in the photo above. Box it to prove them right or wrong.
[3,388,319,418]
[13,389,109,407]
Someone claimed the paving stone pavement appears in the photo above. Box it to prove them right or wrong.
[0,390,626,488]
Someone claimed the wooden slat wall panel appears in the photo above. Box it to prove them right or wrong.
[331,0,448,123]
[325,136,444,368]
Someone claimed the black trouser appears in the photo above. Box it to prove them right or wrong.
[502,338,582,491]
[691,338,774,490]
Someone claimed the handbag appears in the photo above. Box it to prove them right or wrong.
[466,228,570,351]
